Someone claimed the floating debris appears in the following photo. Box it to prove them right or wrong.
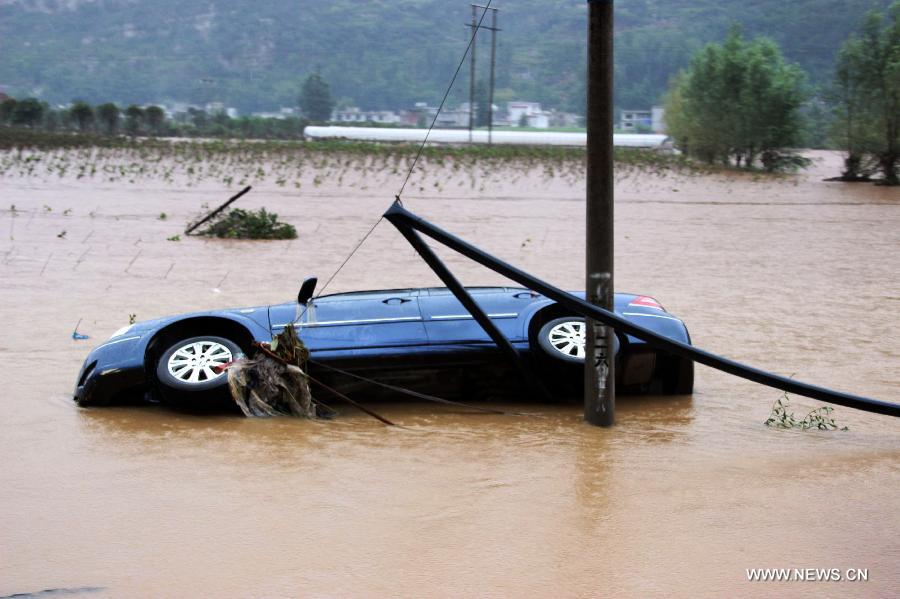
[198,207,297,240]
[224,326,398,423]
[226,325,316,418]
[71,318,89,341]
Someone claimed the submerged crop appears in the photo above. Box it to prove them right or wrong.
[0,129,724,191]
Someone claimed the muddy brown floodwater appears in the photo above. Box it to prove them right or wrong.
[0,150,898,597]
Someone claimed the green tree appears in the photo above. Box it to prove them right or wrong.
[799,98,833,150]
[830,41,878,180]
[43,108,60,131]
[145,105,165,135]
[97,102,120,134]
[299,72,334,122]
[0,97,16,124]
[665,27,808,171]
[831,2,900,185]
[188,107,208,131]
[11,97,44,127]
[69,101,94,132]
[124,104,144,135]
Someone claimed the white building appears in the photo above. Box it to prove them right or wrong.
[251,107,298,120]
[332,107,401,125]
[203,102,238,118]
[620,107,666,133]
[620,109,651,131]
[651,106,666,133]
[434,106,470,128]
[506,102,551,128]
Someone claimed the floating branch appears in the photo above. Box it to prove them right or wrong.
[185,185,252,235]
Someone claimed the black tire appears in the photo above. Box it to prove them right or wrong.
[536,317,620,364]
[660,355,694,395]
[155,335,243,409]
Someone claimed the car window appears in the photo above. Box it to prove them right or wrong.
[317,289,418,301]
[425,287,515,296]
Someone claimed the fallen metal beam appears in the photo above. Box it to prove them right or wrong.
[393,221,552,402]
[384,201,899,417]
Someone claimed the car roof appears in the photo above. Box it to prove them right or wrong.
[317,286,520,299]
[317,287,641,300]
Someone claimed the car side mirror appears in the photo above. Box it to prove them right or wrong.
[298,276,318,306]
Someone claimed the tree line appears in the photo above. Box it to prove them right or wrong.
[0,72,332,139]
[2,0,890,118]
[665,2,899,184]
[1,4,897,184]
[0,98,311,140]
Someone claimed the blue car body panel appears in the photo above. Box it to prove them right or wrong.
[74,287,690,406]
[74,308,272,405]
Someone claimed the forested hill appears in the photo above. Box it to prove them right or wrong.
[0,0,892,113]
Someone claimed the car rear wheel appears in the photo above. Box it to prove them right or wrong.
[537,317,587,363]
[659,354,694,395]
[155,335,243,409]
[537,317,620,363]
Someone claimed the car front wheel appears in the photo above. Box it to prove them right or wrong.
[155,335,243,408]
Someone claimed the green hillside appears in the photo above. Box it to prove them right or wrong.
[0,0,891,113]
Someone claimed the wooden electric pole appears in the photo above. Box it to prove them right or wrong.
[585,0,615,426]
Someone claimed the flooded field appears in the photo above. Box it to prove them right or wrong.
[1,150,898,597]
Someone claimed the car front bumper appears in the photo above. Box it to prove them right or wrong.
[74,334,148,406]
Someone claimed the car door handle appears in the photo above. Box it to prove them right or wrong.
[383,297,412,305]
[514,291,539,299]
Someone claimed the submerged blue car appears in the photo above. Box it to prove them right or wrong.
[74,279,693,409]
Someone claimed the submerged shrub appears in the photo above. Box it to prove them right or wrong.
[765,392,848,431]
[199,208,297,240]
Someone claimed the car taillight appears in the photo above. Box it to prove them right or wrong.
[628,296,665,311]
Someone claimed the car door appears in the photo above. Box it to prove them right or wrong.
[418,287,532,345]
[292,289,427,351]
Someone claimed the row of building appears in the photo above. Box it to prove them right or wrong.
[156,100,665,132]
[331,102,666,132]
[331,101,573,129]
[1,83,665,132]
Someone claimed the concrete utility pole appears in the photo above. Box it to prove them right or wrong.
[487,7,499,145]
[468,5,478,143]
[585,0,615,427]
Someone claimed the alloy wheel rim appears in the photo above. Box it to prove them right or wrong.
[547,321,586,359]
[167,340,233,384]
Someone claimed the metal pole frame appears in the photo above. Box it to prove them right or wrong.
[383,201,899,417]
